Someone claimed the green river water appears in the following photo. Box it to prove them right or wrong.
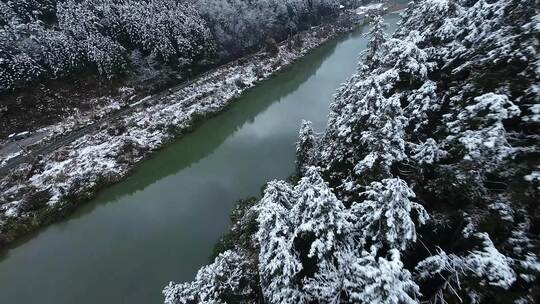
[0,13,399,304]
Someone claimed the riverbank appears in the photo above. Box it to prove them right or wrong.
[0,11,366,249]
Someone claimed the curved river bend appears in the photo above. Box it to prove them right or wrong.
[0,14,399,304]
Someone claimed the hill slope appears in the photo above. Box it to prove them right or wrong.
[163,0,539,303]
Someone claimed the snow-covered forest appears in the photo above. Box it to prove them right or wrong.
[0,0,343,93]
[163,0,539,303]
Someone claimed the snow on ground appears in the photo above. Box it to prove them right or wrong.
[355,3,385,16]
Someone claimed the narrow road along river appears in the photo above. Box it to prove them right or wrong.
[0,13,399,304]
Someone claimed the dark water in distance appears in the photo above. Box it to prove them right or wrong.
[0,13,399,304]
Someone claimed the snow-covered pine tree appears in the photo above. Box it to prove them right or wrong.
[321,74,408,200]
[359,15,388,73]
[84,34,127,78]
[117,0,215,65]
[163,249,256,304]
[293,167,353,260]
[0,28,43,91]
[415,232,518,303]
[305,246,420,304]
[296,120,318,175]
[347,249,419,304]
[256,181,306,304]
[352,178,428,250]
[321,15,393,181]
[445,92,521,171]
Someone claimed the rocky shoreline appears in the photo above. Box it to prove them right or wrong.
[0,11,366,249]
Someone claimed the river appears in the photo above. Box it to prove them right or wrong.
[0,13,399,304]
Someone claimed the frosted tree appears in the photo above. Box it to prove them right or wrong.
[352,178,428,250]
[466,232,516,289]
[416,233,516,303]
[382,33,431,88]
[403,80,439,135]
[516,253,540,288]
[163,249,255,304]
[359,14,388,72]
[256,181,306,304]
[395,0,464,65]
[322,19,428,190]
[524,166,540,191]
[0,0,344,93]
[0,0,58,25]
[296,120,317,175]
[0,30,43,91]
[118,0,215,64]
[302,253,344,303]
[322,75,408,194]
[445,93,521,168]
[292,167,353,259]
[305,246,420,304]
[27,25,84,76]
[85,34,127,78]
[356,88,407,177]
[410,138,447,165]
[351,249,419,304]
[57,0,100,40]
[152,1,537,303]
[415,248,467,304]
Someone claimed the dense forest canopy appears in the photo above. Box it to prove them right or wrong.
[164,0,539,303]
[0,0,344,93]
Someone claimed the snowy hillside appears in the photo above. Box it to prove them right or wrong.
[164,0,539,303]
[0,0,341,93]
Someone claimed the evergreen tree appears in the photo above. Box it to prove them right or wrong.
[416,233,518,303]
[256,181,306,304]
[163,249,255,304]
[359,15,388,73]
[296,120,317,175]
[305,246,420,304]
[293,167,353,259]
[352,178,428,250]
